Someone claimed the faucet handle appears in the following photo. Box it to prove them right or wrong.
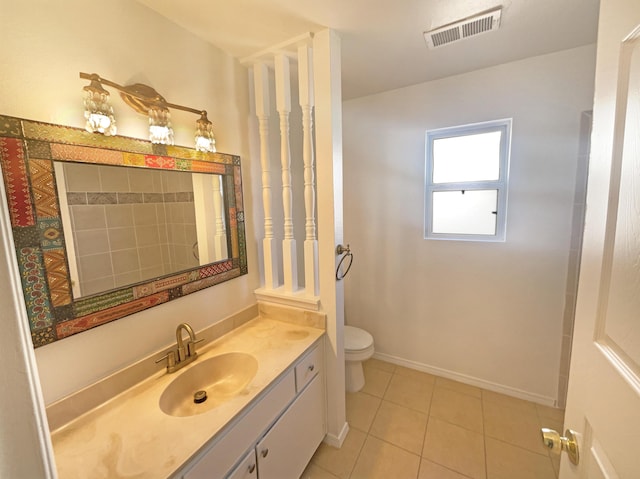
[187,338,205,357]
[155,350,176,370]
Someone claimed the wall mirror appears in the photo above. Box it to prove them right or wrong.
[0,114,247,348]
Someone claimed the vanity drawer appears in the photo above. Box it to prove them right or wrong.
[295,344,322,393]
[183,370,296,479]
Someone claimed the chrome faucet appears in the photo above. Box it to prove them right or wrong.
[176,322,196,362]
[156,322,204,373]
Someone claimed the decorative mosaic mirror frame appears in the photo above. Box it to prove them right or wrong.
[0,115,247,348]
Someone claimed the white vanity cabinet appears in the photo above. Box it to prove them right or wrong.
[180,341,325,479]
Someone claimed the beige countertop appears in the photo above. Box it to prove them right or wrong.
[50,317,324,479]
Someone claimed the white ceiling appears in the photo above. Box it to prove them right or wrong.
[136,0,600,100]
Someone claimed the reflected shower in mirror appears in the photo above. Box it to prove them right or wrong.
[54,163,229,297]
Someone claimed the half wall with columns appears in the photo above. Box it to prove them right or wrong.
[244,29,347,447]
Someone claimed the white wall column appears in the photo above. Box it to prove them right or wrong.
[274,54,298,293]
[0,184,56,477]
[298,45,319,297]
[253,63,279,290]
[193,173,216,264]
[212,175,228,261]
[193,173,228,263]
[313,29,347,447]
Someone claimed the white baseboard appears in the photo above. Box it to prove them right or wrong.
[373,352,557,407]
[323,421,349,448]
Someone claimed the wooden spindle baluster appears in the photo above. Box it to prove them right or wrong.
[212,175,227,260]
[298,45,319,296]
[275,54,298,293]
[253,62,278,289]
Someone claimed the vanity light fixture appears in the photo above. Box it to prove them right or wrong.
[148,105,174,145]
[194,111,216,153]
[82,77,117,136]
[79,72,216,152]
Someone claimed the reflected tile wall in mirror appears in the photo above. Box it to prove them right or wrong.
[59,163,201,297]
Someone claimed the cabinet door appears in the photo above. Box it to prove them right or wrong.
[256,376,325,479]
[226,449,257,479]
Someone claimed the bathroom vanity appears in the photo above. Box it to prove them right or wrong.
[49,316,326,478]
[183,342,324,479]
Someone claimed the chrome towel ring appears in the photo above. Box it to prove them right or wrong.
[336,244,353,280]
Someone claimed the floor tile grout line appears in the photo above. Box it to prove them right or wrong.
[310,461,340,478]
[365,388,385,434]
[382,396,432,415]
[487,435,562,459]
[481,389,489,479]
[418,458,477,479]
[391,367,423,479]
[434,377,484,400]
[422,415,481,479]
[483,429,556,457]
[422,371,436,459]
[362,434,424,478]
[346,400,380,479]
[425,409,486,435]
[360,365,393,399]
[484,436,559,479]
[366,421,426,459]
[346,436,364,478]
[380,368,393,397]
[430,386,485,435]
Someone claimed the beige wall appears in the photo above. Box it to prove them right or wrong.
[343,45,597,405]
[0,0,258,406]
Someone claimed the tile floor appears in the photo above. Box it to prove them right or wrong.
[301,358,565,479]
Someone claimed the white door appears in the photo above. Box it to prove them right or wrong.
[559,0,640,477]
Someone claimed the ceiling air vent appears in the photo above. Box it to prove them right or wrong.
[424,6,502,49]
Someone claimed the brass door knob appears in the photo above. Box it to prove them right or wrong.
[540,428,580,465]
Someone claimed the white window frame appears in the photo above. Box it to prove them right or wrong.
[424,119,511,242]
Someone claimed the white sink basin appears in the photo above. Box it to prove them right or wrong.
[159,352,258,417]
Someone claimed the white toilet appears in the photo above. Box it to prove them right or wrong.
[344,325,375,392]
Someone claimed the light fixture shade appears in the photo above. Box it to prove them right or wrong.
[83,80,116,135]
[148,106,174,145]
[194,113,216,153]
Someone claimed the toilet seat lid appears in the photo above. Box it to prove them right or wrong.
[344,326,374,351]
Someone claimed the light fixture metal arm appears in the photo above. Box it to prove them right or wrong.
[79,72,205,116]
[163,101,205,117]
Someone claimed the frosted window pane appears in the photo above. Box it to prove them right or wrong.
[433,131,501,183]
[432,190,497,235]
